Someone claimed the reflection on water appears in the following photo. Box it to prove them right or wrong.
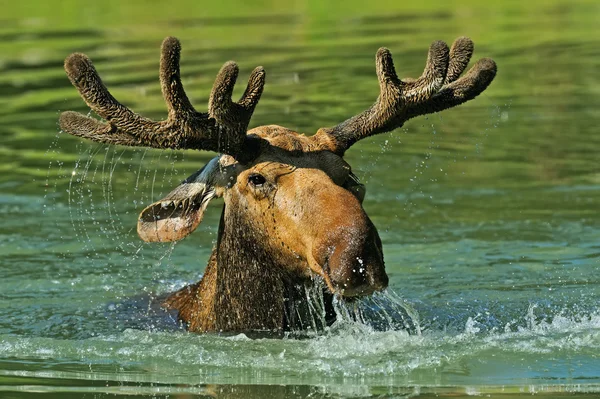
[1,0,599,397]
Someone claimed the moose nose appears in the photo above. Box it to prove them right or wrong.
[317,219,388,298]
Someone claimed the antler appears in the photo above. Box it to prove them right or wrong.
[59,37,265,163]
[314,37,497,155]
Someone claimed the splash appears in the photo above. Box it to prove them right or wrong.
[281,280,421,337]
[337,289,422,335]
[1,306,598,389]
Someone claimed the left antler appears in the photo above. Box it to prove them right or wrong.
[59,37,266,163]
[314,37,497,155]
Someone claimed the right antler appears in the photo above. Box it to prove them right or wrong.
[59,37,265,163]
[314,37,497,155]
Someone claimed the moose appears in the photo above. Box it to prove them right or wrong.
[59,36,496,333]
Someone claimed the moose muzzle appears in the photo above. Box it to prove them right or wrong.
[309,187,388,297]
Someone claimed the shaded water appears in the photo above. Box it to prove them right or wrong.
[1,0,599,397]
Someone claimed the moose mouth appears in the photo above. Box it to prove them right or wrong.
[327,270,389,298]
[312,255,388,299]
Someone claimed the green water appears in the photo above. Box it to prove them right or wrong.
[1,1,599,397]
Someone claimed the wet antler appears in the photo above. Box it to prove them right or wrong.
[59,37,265,162]
[314,37,497,154]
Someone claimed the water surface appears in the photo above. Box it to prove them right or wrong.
[1,1,599,397]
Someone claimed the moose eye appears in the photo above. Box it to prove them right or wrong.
[248,173,266,186]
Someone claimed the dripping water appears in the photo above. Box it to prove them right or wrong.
[284,279,421,337]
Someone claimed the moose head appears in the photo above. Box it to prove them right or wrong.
[59,37,496,332]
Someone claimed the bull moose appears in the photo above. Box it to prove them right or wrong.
[59,36,496,333]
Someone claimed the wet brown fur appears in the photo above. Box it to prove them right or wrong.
[58,37,496,333]
[163,126,375,332]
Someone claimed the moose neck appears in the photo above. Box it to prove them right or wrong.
[212,203,289,332]
[165,203,337,333]
[164,206,299,333]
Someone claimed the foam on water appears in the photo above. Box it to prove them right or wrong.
[1,295,598,387]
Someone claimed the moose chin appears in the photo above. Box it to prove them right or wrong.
[58,36,496,333]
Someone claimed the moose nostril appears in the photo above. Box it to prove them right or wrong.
[371,271,389,291]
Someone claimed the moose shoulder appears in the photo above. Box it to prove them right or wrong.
[59,37,496,333]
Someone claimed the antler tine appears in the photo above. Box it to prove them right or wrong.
[59,111,147,147]
[159,36,197,120]
[406,57,497,120]
[400,40,449,100]
[209,62,266,130]
[62,53,160,134]
[314,37,497,155]
[445,36,474,84]
[59,37,266,161]
[238,66,267,111]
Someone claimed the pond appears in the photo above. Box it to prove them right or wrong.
[1,1,599,397]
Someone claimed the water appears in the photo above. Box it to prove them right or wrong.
[1,1,599,397]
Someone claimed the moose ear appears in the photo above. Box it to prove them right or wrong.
[137,156,238,242]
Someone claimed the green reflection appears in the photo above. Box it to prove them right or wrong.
[1,0,599,396]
